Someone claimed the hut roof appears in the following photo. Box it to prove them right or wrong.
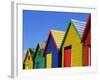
[38,41,46,50]
[43,30,65,55]
[28,48,36,58]
[34,41,46,57]
[81,15,91,42]
[71,19,86,37]
[23,48,35,63]
[50,30,65,48]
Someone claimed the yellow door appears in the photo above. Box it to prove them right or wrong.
[46,53,52,68]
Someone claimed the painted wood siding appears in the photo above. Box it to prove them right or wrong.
[45,35,59,68]
[34,48,44,68]
[62,24,83,67]
[24,51,33,69]
[84,28,91,66]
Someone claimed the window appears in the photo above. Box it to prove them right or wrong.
[28,56,30,60]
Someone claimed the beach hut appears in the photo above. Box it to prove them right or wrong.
[23,48,35,69]
[60,19,86,67]
[81,15,91,66]
[43,30,65,68]
[34,41,46,69]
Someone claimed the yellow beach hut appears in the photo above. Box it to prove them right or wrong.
[60,19,86,67]
[23,48,35,69]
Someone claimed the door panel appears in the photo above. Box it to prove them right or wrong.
[85,45,91,66]
[36,62,39,69]
[64,46,71,67]
[46,53,52,68]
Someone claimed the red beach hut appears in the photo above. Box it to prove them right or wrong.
[81,15,91,66]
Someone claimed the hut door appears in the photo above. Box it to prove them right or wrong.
[64,46,71,67]
[46,53,52,68]
[36,62,39,69]
[85,45,91,66]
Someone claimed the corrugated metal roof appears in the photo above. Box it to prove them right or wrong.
[71,19,86,37]
[51,30,65,48]
[29,48,36,58]
[38,41,46,50]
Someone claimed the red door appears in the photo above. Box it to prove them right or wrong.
[85,45,91,66]
[64,46,71,67]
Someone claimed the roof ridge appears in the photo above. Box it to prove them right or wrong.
[50,29,65,33]
[71,18,86,23]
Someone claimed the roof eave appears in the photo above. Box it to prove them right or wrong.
[81,15,91,42]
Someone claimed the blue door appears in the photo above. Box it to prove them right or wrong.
[36,62,39,69]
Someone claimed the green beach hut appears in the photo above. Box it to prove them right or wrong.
[34,41,46,69]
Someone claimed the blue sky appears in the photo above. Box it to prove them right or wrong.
[23,10,90,52]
